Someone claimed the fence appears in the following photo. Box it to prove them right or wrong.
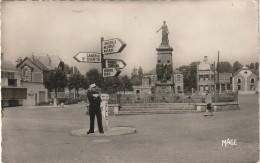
[108,92,238,105]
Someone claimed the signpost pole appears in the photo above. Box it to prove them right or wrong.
[101,37,105,73]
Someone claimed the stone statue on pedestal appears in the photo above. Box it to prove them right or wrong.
[156,21,169,46]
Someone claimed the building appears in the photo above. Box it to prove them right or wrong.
[173,69,184,94]
[232,66,258,94]
[16,54,64,105]
[197,56,214,93]
[215,73,232,92]
[133,76,153,95]
[1,59,27,107]
[197,56,233,93]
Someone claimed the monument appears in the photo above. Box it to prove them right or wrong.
[155,21,174,95]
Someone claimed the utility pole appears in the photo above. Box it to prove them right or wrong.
[217,51,220,93]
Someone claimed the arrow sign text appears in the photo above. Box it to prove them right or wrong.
[102,38,126,55]
[105,59,126,69]
[74,52,101,63]
[103,68,121,77]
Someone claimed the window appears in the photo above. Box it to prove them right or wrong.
[227,84,231,90]
[22,65,32,82]
[177,86,181,90]
[158,60,161,63]
[238,85,241,90]
[251,78,255,83]
[205,75,209,81]
[136,90,140,94]
[221,84,225,91]
[176,75,181,82]
[199,85,203,91]
[167,60,170,63]
[250,85,255,91]
[237,79,241,84]
[205,85,209,91]
[199,75,203,81]
[8,79,17,86]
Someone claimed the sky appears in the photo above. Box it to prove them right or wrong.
[1,0,258,75]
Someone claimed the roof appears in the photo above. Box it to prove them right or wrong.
[16,57,49,71]
[198,62,211,71]
[16,55,63,71]
[2,60,18,71]
[28,58,49,71]
[172,69,182,74]
[233,66,258,77]
[34,55,63,70]
[215,73,232,83]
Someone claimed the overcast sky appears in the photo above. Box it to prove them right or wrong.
[2,0,258,75]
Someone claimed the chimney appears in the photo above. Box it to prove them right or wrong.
[32,52,34,62]
[203,56,208,63]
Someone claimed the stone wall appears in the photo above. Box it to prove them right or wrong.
[195,102,239,112]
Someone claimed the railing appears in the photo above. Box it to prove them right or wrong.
[108,92,238,104]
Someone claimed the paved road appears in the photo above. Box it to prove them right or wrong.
[2,94,259,163]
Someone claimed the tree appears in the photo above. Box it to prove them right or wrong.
[232,61,243,73]
[130,66,142,86]
[86,68,104,89]
[131,67,138,78]
[119,75,132,93]
[216,61,232,73]
[138,66,143,77]
[178,61,199,92]
[255,62,259,70]
[67,73,88,99]
[44,68,67,98]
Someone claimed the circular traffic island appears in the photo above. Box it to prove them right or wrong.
[71,127,137,137]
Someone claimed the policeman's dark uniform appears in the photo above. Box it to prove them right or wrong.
[87,90,104,134]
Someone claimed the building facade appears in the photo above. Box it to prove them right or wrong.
[16,54,64,105]
[232,66,258,94]
[197,56,214,93]
[1,60,27,107]
[173,69,184,94]
[197,56,233,93]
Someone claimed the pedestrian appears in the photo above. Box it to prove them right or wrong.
[204,90,213,116]
[87,83,104,134]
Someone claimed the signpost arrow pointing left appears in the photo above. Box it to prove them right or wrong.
[74,52,101,63]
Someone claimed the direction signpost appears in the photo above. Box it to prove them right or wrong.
[105,59,126,69]
[74,37,127,131]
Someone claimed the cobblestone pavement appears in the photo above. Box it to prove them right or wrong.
[2,94,258,163]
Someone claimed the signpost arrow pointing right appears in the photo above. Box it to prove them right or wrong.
[103,67,121,77]
[105,59,126,69]
[102,38,127,55]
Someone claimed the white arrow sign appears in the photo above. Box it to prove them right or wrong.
[102,38,126,55]
[103,68,121,77]
[73,52,101,63]
[105,59,126,69]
